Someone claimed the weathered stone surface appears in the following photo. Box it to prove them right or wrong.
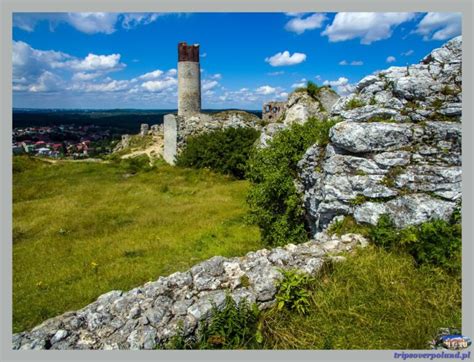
[13,233,367,350]
[298,36,462,232]
[353,194,457,227]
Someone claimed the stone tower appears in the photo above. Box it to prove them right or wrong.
[178,42,201,116]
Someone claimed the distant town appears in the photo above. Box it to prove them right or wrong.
[12,124,122,159]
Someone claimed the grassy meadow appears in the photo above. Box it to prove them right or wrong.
[13,156,263,333]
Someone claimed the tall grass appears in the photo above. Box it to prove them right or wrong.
[13,156,263,332]
[260,246,461,349]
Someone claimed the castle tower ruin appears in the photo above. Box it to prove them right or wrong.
[178,42,201,116]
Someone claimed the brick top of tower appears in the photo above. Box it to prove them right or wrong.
[178,42,200,62]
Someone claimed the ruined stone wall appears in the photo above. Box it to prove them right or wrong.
[262,101,286,122]
[13,233,367,350]
[163,111,263,165]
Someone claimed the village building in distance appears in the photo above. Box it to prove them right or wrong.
[12,124,118,159]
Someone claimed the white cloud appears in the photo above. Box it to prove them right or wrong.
[265,51,307,66]
[72,72,102,81]
[386,56,396,63]
[210,73,222,80]
[322,12,416,44]
[256,85,277,95]
[291,78,307,88]
[284,13,327,34]
[166,69,177,76]
[267,71,284,76]
[68,53,125,72]
[121,13,162,29]
[141,78,177,92]
[13,12,163,34]
[65,13,119,34]
[138,69,164,80]
[323,77,355,96]
[339,60,364,66]
[415,12,461,41]
[73,79,131,92]
[401,49,414,56]
[28,71,64,92]
[202,80,219,91]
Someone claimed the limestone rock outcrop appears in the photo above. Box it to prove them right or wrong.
[13,233,367,350]
[298,36,462,232]
[258,87,339,147]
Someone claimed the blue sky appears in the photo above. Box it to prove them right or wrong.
[12,12,461,110]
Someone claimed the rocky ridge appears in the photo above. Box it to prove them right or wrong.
[258,86,339,147]
[297,36,462,232]
[13,233,367,350]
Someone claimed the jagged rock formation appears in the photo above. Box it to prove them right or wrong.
[12,233,367,350]
[298,36,462,233]
[258,86,339,147]
[284,87,339,125]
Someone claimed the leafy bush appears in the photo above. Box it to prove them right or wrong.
[369,214,461,274]
[198,295,261,349]
[276,269,314,315]
[246,118,339,247]
[118,154,155,174]
[162,295,262,350]
[176,127,260,179]
[329,212,461,274]
[345,98,365,110]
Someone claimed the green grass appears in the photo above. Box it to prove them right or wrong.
[260,246,461,349]
[13,156,263,333]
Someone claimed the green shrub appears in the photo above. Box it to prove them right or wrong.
[176,127,260,179]
[369,214,461,274]
[345,98,365,110]
[197,295,261,349]
[246,118,339,247]
[276,269,314,315]
[295,81,337,100]
[118,154,154,174]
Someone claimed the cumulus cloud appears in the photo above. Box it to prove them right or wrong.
[202,80,219,91]
[339,60,364,66]
[72,72,102,81]
[291,78,307,88]
[284,13,327,34]
[141,78,177,92]
[28,71,64,92]
[121,13,162,29]
[415,12,461,41]
[138,69,164,80]
[256,85,277,95]
[386,56,396,63]
[265,51,307,66]
[13,12,163,34]
[322,12,416,44]
[323,77,355,96]
[12,40,182,99]
[68,53,125,72]
[401,49,414,56]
